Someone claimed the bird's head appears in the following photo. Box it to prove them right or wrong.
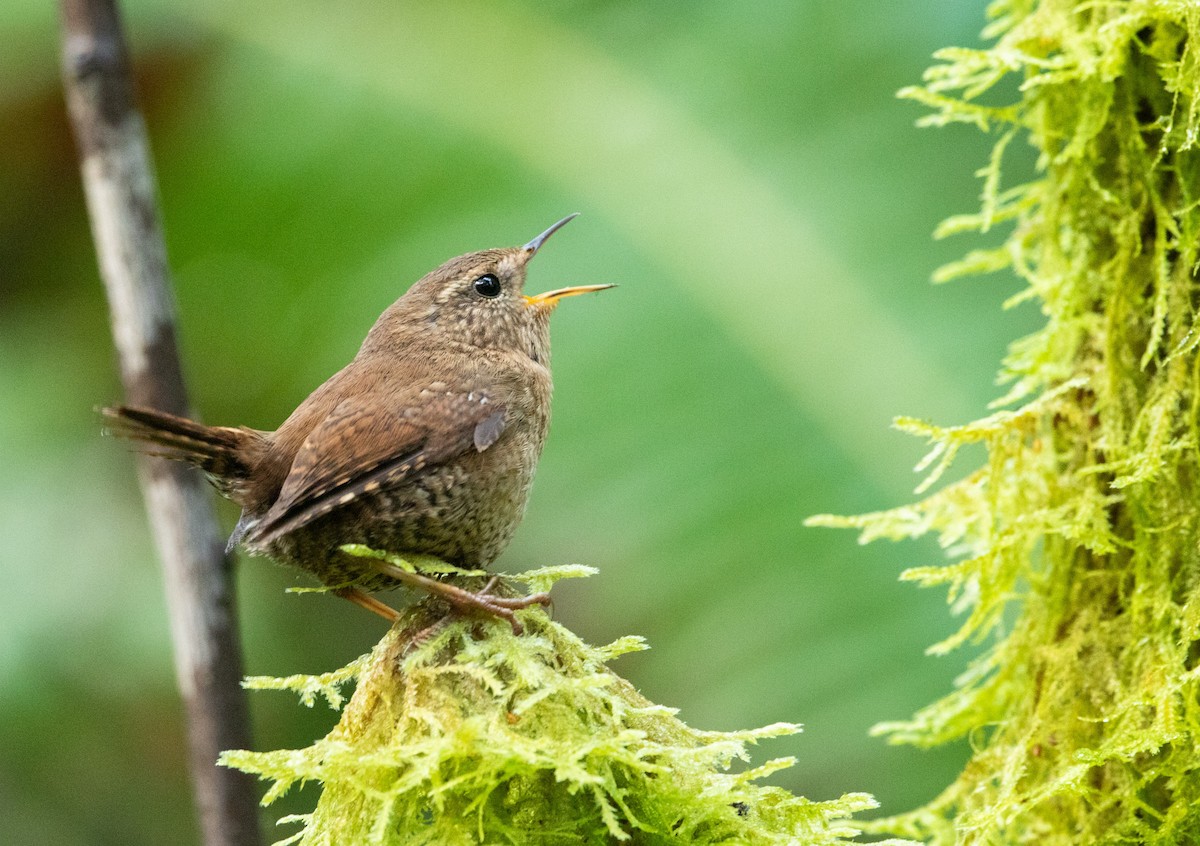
[367,214,613,365]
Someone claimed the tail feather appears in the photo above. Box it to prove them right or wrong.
[101,404,265,501]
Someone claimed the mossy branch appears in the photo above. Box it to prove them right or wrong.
[222,564,893,845]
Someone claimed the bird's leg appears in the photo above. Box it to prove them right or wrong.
[333,586,400,623]
[364,559,550,635]
[335,586,462,655]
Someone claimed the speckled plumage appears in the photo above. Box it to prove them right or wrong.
[105,216,609,600]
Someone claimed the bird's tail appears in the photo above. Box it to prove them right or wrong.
[100,404,265,502]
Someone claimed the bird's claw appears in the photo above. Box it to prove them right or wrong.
[454,581,551,634]
[357,557,551,635]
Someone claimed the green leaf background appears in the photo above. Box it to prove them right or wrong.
[0,1,1037,841]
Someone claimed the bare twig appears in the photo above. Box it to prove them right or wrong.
[58,2,262,844]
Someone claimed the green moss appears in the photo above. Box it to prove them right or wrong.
[810,1,1200,843]
[222,565,883,844]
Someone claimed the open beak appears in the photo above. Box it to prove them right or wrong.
[522,212,579,259]
[524,283,616,308]
[520,213,615,307]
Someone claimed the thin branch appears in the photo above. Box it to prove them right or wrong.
[58,2,262,844]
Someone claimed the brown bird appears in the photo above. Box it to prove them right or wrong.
[103,214,612,632]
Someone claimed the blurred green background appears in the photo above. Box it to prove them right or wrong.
[2,0,1038,842]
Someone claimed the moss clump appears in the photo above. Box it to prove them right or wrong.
[222,565,882,844]
[811,1,1200,843]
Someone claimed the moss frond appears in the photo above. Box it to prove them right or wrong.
[223,565,886,845]
[813,1,1200,843]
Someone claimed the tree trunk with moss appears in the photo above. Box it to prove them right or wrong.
[812,1,1200,843]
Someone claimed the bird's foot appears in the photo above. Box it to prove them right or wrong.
[365,561,550,635]
[475,575,553,609]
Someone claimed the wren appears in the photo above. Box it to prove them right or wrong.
[104,214,612,632]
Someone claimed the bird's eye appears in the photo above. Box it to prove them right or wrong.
[473,274,502,298]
